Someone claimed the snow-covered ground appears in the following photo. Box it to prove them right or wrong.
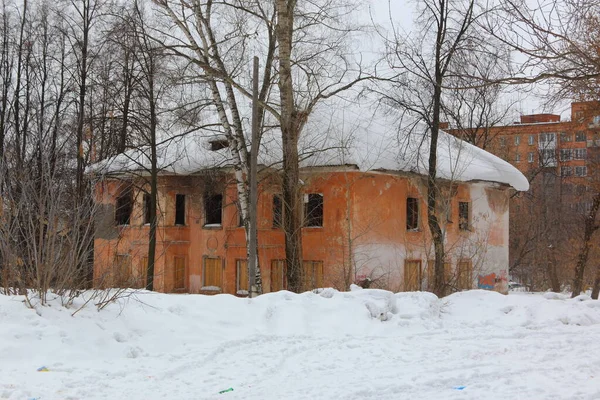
[2,288,600,400]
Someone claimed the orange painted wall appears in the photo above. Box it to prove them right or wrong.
[93,168,511,294]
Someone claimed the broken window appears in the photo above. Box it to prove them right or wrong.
[143,193,151,224]
[406,197,419,230]
[458,202,470,231]
[115,189,133,226]
[175,194,186,225]
[209,139,228,151]
[273,195,283,228]
[304,193,323,227]
[204,193,223,225]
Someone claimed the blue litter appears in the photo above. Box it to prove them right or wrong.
[453,386,466,390]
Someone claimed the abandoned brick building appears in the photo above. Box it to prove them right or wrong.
[91,113,528,295]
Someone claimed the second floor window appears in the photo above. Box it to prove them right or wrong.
[407,197,419,230]
[459,202,470,231]
[273,195,283,228]
[514,136,520,145]
[304,193,324,227]
[175,194,186,225]
[528,135,535,145]
[115,189,133,226]
[575,131,586,142]
[560,149,572,161]
[574,148,587,160]
[143,193,151,224]
[204,194,223,225]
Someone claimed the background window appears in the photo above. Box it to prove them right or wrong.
[515,153,521,163]
[528,152,534,163]
[560,149,572,161]
[175,194,186,225]
[528,135,535,145]
[575,166,587,176]
[407,197,419,230]
[575,131,586,142]
[304,193,323,227]
[574,148,587,160]
[204,194,223,225]
[514,136,520,145]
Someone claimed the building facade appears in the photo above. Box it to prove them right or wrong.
[91,123,528,295]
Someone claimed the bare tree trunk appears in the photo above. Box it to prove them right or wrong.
[276,0,304,292]
[75,0,91,201]
[572,193,600,297]
[591,269,600,300]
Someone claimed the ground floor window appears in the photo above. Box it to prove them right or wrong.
[203,257,222,290]
[237,259,248,294]
[271,260,286,292]
[457,260,473,290]
[303,260,323,290]
[174,256,186,290]
[404,260,422,291]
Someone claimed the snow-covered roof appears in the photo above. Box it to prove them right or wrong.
[88,100,529,191]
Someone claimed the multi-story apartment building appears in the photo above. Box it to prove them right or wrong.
[452,101,600,289]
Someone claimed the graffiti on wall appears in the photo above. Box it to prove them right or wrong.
[478,271,508,291]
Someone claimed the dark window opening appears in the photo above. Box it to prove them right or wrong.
[175,194,186,225]
[273,195,283,228]
[304,193,323,227]
[115,190,133,226]
[143,193,151,224]
[406,197,419,230]
[205,194,223,225]
[210,139,228,151]
[459,202,470,231]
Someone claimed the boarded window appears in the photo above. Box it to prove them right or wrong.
[143,194,151,224]
[175,194,186,225]
[271,260,286,292]
[237,259,248,292]
[139,257,148,288]
[406,197,419,230]
[273,195,283,228]
[404,260,421,291]
[457,260,473,290]
[114,254,131,288]
[204,194,223,225]
[458,202,470,231]
[203,257,222,288]
[115,190,132,226]
[174,256,186,289]
[303,261,324,289]
[304,193,323,227]
[426,260,452,290]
